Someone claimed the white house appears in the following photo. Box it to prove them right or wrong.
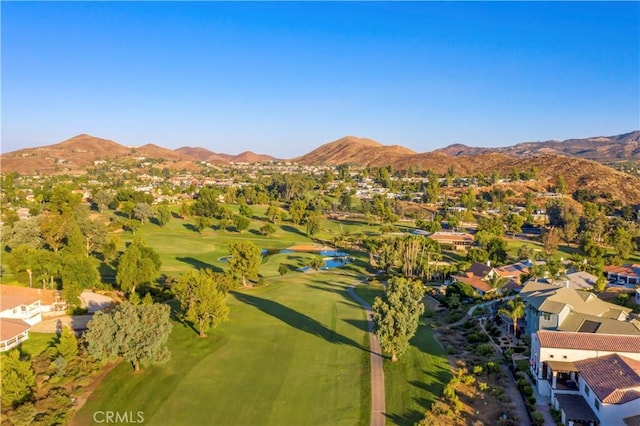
[531,331,640,425]
[0,285,65,352]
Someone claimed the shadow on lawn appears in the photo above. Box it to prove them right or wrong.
[176,257,222,272]
[384,410,425,426]
[233,292,369,353]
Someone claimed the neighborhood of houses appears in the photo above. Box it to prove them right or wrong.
[440,256,640,426]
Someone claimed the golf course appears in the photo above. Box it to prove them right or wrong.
[70,213,450,425]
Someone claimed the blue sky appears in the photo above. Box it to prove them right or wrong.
[2,1,639,158]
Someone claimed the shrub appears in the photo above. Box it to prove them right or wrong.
[531,411,545,426]
[527,396,537,405]
[473,365,483,375]
[523,385,533,398]
[518,378,528,389]
[468,332,490,343]
[461,374,476,386]
[478,381,489,391]
[476,343,493,357]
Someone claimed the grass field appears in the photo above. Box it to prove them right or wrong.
[73,272,371,426]
[354,284,452,425]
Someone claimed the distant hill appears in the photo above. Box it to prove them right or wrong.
[231,151,278,163]
[292,136,416,165]
[435,131,640,161]
[2,130,640,203]
[174,146,230,164]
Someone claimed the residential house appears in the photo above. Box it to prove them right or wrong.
[530,331,640,425]
[604,264,640,287]
[519,282,634,337]
[0,285,66,352]
[428,231,475,251]
[452,261,519,297]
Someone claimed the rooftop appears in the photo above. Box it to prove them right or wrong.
[537,330,640,353]
[0,284,61,310]
[576,354,640,404]
[0,318,31,341]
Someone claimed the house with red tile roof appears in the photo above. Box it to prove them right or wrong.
[450,261,515,296]
[604,264,640,287]
[531,331,640,425]
[550,354,640,426]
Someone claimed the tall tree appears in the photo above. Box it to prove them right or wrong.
[61,252,99,306]
[498,297,525,341]
[85,302,172,372]
[174,269,229,337]
[228,241,261,287]
[156,204,171,227]
[372,277,425,362]
[0,350,35,406]
[305,211,321,236]
[115,239,162,294]
[233,214,251,233]
[56,326,78,359]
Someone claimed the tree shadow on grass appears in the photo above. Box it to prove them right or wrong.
[384,410,425,426]
[279,224,306,237]
[176,257,222,272]
[342,318,371,333]
[183,223,199,233]
[233,292,369,353]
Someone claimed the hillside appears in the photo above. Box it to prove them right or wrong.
[436,131,640,161]
[293,136,416,165]
[231,151,278,163]
[174,147,232,164]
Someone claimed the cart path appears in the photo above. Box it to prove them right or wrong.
[348,285,386,426]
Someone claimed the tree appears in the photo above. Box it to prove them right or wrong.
[309,256,325,273]
[1,350,35,406]
[611,227,633,259]
[233,214,251,233]
[498,297,525,341]
[556,175,567,194]
[133,203,154,225]
[542,227,560,256]
[466,248,489,263]
[92,190,112,213]
[305,211,321,236]
[266,202,282,224]
[61,252,99,306]
[194,216,212,234]
[372,277,425,362]
[2,217,44,250]
[79,217,107,257]
[239,203,253,218]
[288,200,306,225]
[115,239,162,294]
[228,241,261,287]
[85,302,172,372]
[156,204,171,227]
[259,223,276,237]
[174,269,229,337]
[278,263,288,276]
[56,326,78,359]
[486,237,507,265]
[505,213,524,237]
[487,274,508,291]
[39,212,69,252]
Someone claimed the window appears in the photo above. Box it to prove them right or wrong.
[542,313,551,321]
[549,354,554,359]
[594,399,600,411]
[584,384,590,396]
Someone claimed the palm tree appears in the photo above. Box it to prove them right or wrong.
[499,297,525,342]
[487,273,509,292]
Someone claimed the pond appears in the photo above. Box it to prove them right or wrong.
[218,248,352,270]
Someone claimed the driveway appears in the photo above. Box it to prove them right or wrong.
[31,315,94,333]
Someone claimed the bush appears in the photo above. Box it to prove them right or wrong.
[531,411,545,426]
[461,374,476,386]
[473,365,483,375]
[65,307,88,315]
[468,332,490,343]
[527,396,537,405]
[476,343,494,357]
[478,381,489,391]
[523,385,533,398]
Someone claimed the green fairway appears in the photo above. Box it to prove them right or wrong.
[355,284,451,425]
[74,272,371,426]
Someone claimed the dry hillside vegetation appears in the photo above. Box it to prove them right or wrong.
[293,136,416,165]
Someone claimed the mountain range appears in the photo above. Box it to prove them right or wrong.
[1,131,640,203]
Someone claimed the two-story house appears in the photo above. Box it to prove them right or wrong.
[531,331,640,425]
[519,282,636,337]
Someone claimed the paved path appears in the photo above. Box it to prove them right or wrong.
[31,315,93,333]
[348,285,386,426]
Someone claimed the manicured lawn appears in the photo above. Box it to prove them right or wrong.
[19,332,56,357]
[74,271,370,426]
[355,284,452,426]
